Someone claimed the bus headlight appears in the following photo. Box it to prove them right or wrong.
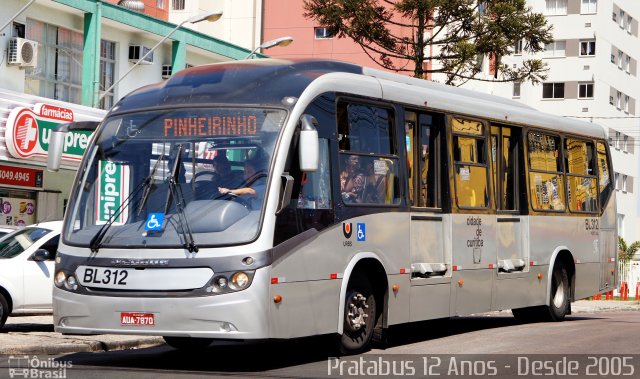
[231,272,249,289]
[54,271,67,288]
[64,275,79,291]
[213,276,228,290]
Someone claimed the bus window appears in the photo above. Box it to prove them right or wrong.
[452,117,489,208]
[406,110,442,208]
[491,125,519,211]
[295,139,332,209]
[565,139,597,213]
[338,101,400,205]
[596,142,613,207]
[528,131,565,211]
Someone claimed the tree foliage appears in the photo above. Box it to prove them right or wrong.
[304,0,553,85]
[618,236,640,264]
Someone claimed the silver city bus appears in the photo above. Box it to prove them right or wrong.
[48,59,616,353]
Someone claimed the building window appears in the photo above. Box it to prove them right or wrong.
[628,16,633,33]
[514,39,523,55]
[545,0,568,15]
[618,51,623,69]
[513,82,521,98]
[99,40,116,110]
[620,10,625,28]
[542,82,565,99]
[544,41,566,57]
[24,19,83,104]
[615,172,620,189]
[616,91,622,109]
[624,55,630,73]
[314,27,334,39]
[617,213,624,236]
[580,40,596,56]
[612,12,617,22]
[622,175,628,192]
[578,82,594,98]
[156,0,164,9]
[581,0,597,14]
[623,135,629,152]
[171,0,185,10]
[615,131,621,149]
[624,95,630,113]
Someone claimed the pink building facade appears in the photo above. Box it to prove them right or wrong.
[262,0,419,75]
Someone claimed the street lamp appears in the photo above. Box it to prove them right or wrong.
[0,0,36,33]
[97,10,223,106]
[245,36,294,59]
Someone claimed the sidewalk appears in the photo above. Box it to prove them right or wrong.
[1,300,639,355]
[0,315,164,355]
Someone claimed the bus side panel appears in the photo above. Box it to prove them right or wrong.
[493,270,547,311]
[268,280,341,338]
[573,263,602,300]
[269,213,410,336]
[409,283,451,322]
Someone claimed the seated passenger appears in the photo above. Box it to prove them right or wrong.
[340,155,365,203]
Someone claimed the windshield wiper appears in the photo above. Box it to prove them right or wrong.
[163,144,198,253]
[137,152,165,216]
[89,155,166,253]
[89,174,148,253]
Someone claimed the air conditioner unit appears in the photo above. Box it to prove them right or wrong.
[128,45,153,65]
[8,37,38,67]
[162,64,172,79]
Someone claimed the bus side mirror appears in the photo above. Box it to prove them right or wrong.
[299,115,319,172]
[47,121,100,172]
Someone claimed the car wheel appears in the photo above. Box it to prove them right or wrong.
[0,293,9,328]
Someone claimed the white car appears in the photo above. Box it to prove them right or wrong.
[0,221,62,328]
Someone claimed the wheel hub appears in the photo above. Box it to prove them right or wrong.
[346,293,369,331]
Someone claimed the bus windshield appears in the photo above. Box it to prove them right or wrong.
[64,107,286,249]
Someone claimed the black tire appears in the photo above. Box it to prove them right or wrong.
[338,273,378,355]
[0,293,8,329]
[547,263,570,321]
[512,263,570,322]
[163,336,213,350]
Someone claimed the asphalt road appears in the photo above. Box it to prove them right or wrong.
[1,311,639,379]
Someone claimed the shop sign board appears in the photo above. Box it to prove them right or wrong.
[0,196,36,226]
[0,164,43,189]
[4,103,93,161]
[96,160,130,225]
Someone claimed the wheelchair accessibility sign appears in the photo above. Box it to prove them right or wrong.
[145,213,165,231]
[356,223,366,242]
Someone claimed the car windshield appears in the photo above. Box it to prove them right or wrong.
[64,107,286,249]
[0,227,52,259]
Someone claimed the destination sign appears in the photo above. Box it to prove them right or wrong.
[163,116,258,137]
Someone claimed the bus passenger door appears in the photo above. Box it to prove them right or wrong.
[490,125,530,311]
[406,111,451,322]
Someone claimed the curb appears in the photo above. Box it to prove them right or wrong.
[0,337,164,355]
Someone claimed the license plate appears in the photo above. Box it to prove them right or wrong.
[121,312,155,326]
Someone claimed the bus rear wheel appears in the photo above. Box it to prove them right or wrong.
[338,274,377,355]
[163,336,213,350]
[547,263,570,321]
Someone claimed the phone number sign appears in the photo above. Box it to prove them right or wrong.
[0,164,43,189]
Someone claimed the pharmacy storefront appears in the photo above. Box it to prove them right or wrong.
[0,89,105,226]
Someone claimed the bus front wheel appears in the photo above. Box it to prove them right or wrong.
[163,336,213,350]
[338,273,377,355]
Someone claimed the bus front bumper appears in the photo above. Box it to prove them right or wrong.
[53,267,270,339]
